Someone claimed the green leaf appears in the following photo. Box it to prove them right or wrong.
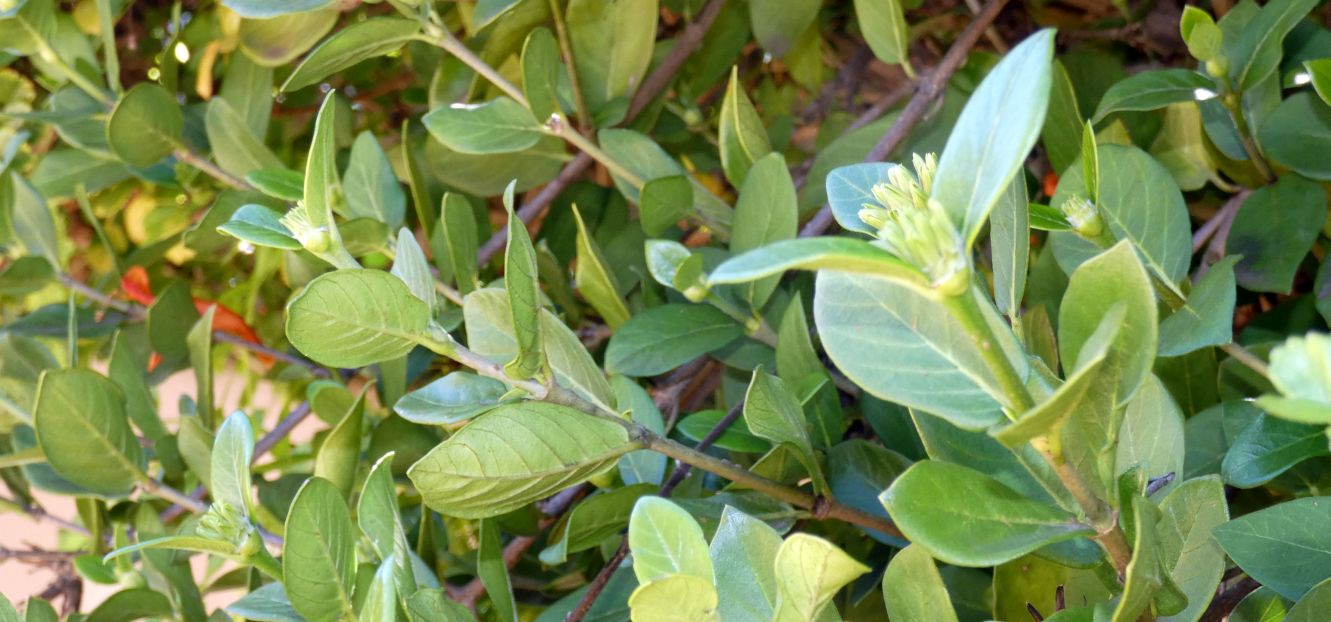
[1216,496,1331,601]
[281,17,419,91]
[1307,59,1331,107]
[6,173,59,268]
[710,506,781,622]
[1059,241,1157,407]
[1257,92,1331,181]
[1159,256,1237,356]
[394,372,506,426]
[222,0,330,18]
[1111,490,1169,622]
[34,369,141,496]
[479,519,517,622]
[391,228,435,316]
[744,369,826,494]
[709,237,932,295]
[358,452,415,596]
[286,269,430,368]
[408,402,635,518]
[824,162,888,234]
[1261,333,1331,424]
[775,293,822,387]
[105,83,181,168]
[629,496,714,584]
[1222,413,1330,488]
[991,175,1029,317]
[1091,70,1216,122]
[503,191,543,380]
[1157,476,1228,622]
[1225,0,1319,91]
[566,0,658,111]
[882,545,959,622]
[597,129,732,234]
[639,176,692,237]
[1180,6,1222,61]
[1050,145,1192,285]
[677,409,770,453]
[440,192,479,294]
[931,29,1053,247]
[405,589,474,622]
[880,461,1095,567]
[521,28,560,122]
[1229,172,1327,292]
[239,10,338,67]
[188,306,216,426]
[212,411,254,518]
[993,554,1111,621]
[84,589,172,622]
[815,273,1026,429]
[1289,578,1331,622]
[344,132,406,231]
[542,483,654,564]
[628,575,720,622]
[730,153,797,308]
[313,388,364,500]
[854,0,912,75]
[1114,375,1185,492]
[147,281,200,372]
[218,204,301,250]
[747,0,819,57]
[572,203,630,328]
[423,97,545,155]
[604,304,744,377]
[283,477,357,622]
[719,67,773,187]
[358,559,397,622]
[103,534,238,562]
[303,92,341,236]
[1043,60,1085,174]
[991,335,1110,448]
[614,378,666,486]
[771,533,869,622]
[205,97,284,179]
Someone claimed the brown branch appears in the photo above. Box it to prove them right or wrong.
[474,0,728,266]
[799,0,1011,238]
[1199,576,1260,622]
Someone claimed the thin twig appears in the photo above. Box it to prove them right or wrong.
[1199,576,1260,622]
[800,0,1011,237]
[1191,190,1249,254]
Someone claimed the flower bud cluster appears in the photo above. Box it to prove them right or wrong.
[858,154,969,295]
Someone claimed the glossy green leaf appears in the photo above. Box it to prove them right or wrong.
[284,477,357,622]
[1257,93,1331,181]
[572,203,630,328]
[771,533,869,622]
[815,272,1026,429]
[1215,496,1331,600]
[212,411,254,517]
[1307,59,1331,107]
[423,97,545,155]
[1229,172,1327,292]
[521,28,560,122]
[1222,413,1330,488]
[282,17,419,91]
[1091,69,1215,122]
[629,496,714,584]
[604,304,744,377]
[1225,0,1318,91]
[503,191,543,380]
[218,204,302,250]
[710,506,781,622]
[286,269,430,368]
[408,402,635,518]
[709,237,931,294]
[393,371,506,426]
[391,227,435,315]
[34,369,141,496]
[628,575,720,622]
[931,29,1053,247]
[880,460,1094,567]
[744,369,825,493]
[883,545,958,622]
[566,0,658,111]
[854,0,912,75]
[1180,6,1222,61]
[719,66,772,187]
[344,132,406,231]
[1059,241,1157,407]
[106,83,181,168]
[1159,256,1237,356]
[730,152,796,308]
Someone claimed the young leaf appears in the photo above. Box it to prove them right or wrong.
[825,162,890,234]
[882,545,959,622]
[730,152,797,308]
[393,372,507,426]
[217,204,302,250]
[719,67,773,187]
[408,402,635,518]
[930,29,1054,247]
[1214,496,1331,600]
[479,519,517,622]
[105,83,182,168]
[1307,59,1331,107]
[629,496,714,584]
[771,534,869,621]
[1158,256,1237,356]
[604,304,744,377]
[1180,6,1221,61]
[628,575,720,622]
[211,411,254,518]
[880,461,1095,567]
[1091,69,1216,122]
[283,477,357,622]
[990,175,1029,317]
[572,204,631,328]
[423,98,545,154]
[744,369,827,493]
[503,190,543,380]
[281,18,420,92]
[854,0,912,76]
[391,228,436,315]
[34,369,142,496]
[710,506,782,622]
[285,269,431,368]
[440,192,479,294]
[358,559,398,622]
[1229,172,1327,293]
[303,93,342,237]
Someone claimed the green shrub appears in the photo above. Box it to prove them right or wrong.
[2,0,1331,620]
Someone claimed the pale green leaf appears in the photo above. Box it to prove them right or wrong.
[423,98,545,155]
[730,152,796,308]
[283,477,357,622]
[105,83,181,168]
[882,545,959,622]
[34,369,141,496]
[771,533,869,622]
[286,269,430,368]
[629,496,714,584]
[719,67,772,187]
[282,17,419,92]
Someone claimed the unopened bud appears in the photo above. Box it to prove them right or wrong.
[1205,57,1228,79]
[1060,195,1104,239]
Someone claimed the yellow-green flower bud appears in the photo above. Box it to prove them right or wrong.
[196,500,260,556]
[1205,57,1228,79]
[876,199,970,296]
[280,208,333,254]
[1060,195,1104,239]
